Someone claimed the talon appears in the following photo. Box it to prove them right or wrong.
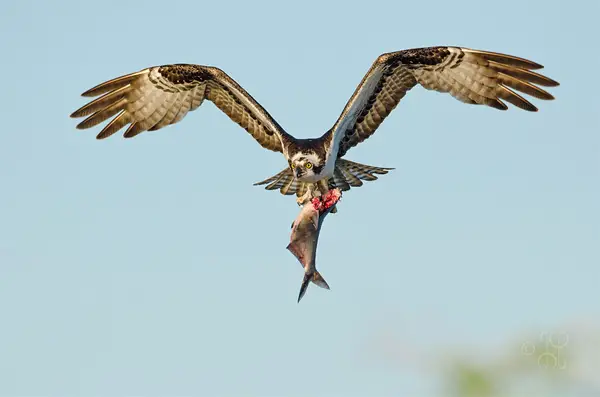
[296,188,313,207]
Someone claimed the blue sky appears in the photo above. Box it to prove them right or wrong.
[0,0,598,395]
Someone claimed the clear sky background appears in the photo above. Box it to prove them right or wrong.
[0,0,598,396]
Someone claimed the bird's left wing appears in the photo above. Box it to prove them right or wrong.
[329,46,559,158]
[71,64,291,152]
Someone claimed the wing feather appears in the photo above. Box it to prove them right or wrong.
[70,85,132,118]
[148,89,181,131]
[330,46,559,157]
[77,98,128,129]
[71,64,291,152]
[97,111,133,139]
[496,85,536,111]
[81,70,148,97]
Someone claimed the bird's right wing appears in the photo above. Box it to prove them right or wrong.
[71,64,291,153]
[328,46,559,158]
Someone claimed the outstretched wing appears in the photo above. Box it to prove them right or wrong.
[330,46,559,158]
[70,64,291,152]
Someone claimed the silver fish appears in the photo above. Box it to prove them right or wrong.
[287,189,342,302]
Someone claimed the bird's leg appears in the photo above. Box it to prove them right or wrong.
[316,179,329,196]
[296,194,307,206]
[296,184,315,207]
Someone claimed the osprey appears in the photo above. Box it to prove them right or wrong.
[71,46,558,205]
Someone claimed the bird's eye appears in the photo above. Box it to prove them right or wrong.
[291,163,296,169]
[305,162,313,169]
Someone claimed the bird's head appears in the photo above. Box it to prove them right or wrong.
[290,152,323,181]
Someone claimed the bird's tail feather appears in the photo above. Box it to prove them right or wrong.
[253,167,307,196]
[253,158,394,197]
[328,159,394,190]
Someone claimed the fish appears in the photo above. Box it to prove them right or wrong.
[287,188,342,302]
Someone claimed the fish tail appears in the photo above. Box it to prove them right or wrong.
[311,271,330,290]
[297,270,330,303]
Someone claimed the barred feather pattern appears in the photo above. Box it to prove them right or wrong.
[70,46,558,201]
[253,159,393,197]
[70,64,291,152]
[331,46,559,158]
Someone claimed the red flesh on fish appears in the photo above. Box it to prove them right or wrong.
[311,189,342,213]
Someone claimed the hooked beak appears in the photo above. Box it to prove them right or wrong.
[294,167,303,179]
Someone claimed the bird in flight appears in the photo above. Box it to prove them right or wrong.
[71,46,558,205]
